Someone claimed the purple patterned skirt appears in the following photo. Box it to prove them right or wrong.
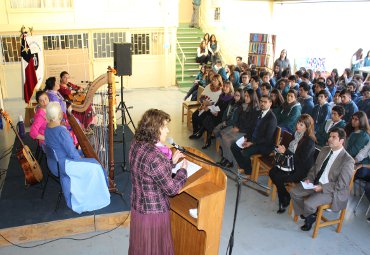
[128,209,174,255]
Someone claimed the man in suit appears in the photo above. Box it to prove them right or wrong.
[290,127,354,231]
[230,95,277,175]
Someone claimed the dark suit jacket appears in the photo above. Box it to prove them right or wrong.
[250,110,277,155]
[285,136,316,183]
[306,146,354,211]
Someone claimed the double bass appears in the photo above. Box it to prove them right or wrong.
[0,109,43,185]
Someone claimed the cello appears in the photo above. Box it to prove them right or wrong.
[0,109,43,185]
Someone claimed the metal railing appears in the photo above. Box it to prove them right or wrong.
[176,40,186,82]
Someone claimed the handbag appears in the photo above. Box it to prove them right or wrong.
[274,151,295,172]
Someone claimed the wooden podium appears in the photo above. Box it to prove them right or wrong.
[170,147,227,255]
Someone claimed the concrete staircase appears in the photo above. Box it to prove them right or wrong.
[176,24,203,89]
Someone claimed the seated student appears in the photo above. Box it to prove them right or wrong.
[311,90,332,132]
[44,102,110,214]
[290,127,354,231]
[196,40,210,65]
[295,70,303,84]
[329,90,342,110]
[345,111,370,159]
[184,64,208,101]
[250,75,262,99]
[301,72,313,95]
[288,75,299,91]
[214,88,244,140]
[270,64,282,88]
[277,89,302,133]
[347,81,360,103]
[260,82,271,96]
[212,59,222,74]
[357,85,370,121]
[276,78,290,99]
[269,114,316,214]
[326,76,337,97]
[208,34,220,65]
[313,81,333,104]
[340,89,359,123]
[316,105,346,147]
[354,140,370,222]
[227,65,240,90]
[261,71,272,87]
[239,71,251,90]
[189,74,223,139]
[201,81,234,149]
[230,94,277,175]
[218,89,259,167]
[298,81,314,116]
[270,88,285,117]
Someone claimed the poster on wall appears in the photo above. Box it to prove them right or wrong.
[294,57,326,72]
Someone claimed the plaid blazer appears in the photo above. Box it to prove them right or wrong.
[129,140,187,214]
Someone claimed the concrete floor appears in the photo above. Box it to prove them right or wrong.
[0,87,369,255]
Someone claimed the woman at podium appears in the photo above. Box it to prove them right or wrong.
[129,109,188,255]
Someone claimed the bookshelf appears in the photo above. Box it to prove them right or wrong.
[248,33,276,71]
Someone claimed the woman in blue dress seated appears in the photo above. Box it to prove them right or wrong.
[44,102,110,214]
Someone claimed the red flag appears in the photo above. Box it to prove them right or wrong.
[21,33,37,104]
[23,56,38,103]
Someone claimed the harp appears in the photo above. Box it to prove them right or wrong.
[67,66,117,191]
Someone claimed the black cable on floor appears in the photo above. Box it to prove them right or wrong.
[0,212,130,249]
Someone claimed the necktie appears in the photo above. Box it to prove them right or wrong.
[313,150,333,185]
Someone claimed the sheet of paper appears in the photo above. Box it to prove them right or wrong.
[236,136,245,149]
[172,161,202,178]
[301,181,316,189]
[208,105,220,114]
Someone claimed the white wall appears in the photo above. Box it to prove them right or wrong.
[200,0,370,74]
[0,0,179,100]
[272,1,370,74]
[200,0,273,65]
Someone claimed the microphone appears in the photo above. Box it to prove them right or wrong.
[167,137,186,152]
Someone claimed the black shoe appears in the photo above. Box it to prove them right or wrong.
[217,157,227,166]
[277,201,288,214]
[225,161,233,168]
[300,215,306,220]
[367,217,370,223]
[202,140,211,149]
[189,133,197,139]
[300,214,316,231]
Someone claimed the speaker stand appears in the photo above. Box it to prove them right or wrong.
[115,75,136,172]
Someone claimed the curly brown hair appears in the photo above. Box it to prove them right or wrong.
[134,109,171,144]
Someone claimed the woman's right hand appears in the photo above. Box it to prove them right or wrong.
[277,145,286,154]
[181,159,188,170]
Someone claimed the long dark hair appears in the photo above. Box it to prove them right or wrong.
[134,109,171,144]
[244,89,260,110]
[297,114,316,143]
[270,88,284,108]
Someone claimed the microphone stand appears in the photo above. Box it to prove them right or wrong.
[175,145,269,255]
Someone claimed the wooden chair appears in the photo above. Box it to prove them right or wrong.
[309,169,357,238]
[249,127,282,183]
[250,128,293,196]
[182,86,204,123]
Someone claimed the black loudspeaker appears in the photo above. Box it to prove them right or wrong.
[114,43,132,76]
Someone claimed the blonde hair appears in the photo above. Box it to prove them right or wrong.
[46,102,63,122]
